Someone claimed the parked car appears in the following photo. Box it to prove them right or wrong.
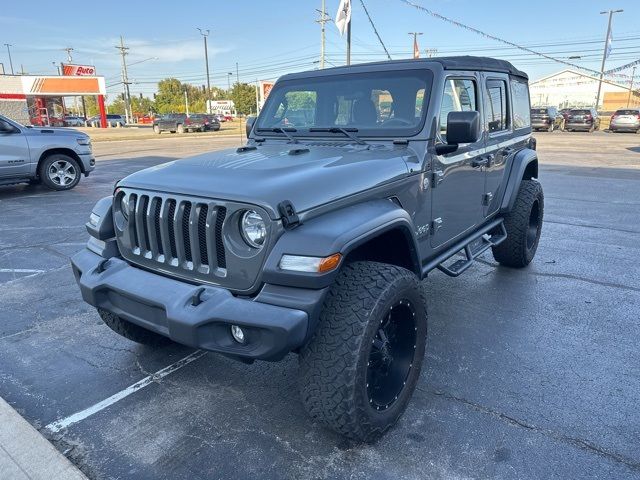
[153,113,219,133]
[213,114,226,123]
[530,107,564,132]
[559,108,573,121]
[188,113,221,131]
[609,108,640,133]
[565,108,600,132]
[87,114,126,127]
[0,114,94,190]
[64,116,86,127]
[72,56,543,442]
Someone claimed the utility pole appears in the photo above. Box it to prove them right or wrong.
[63,47,74,63]
[227,72,233,92]
[628,66,637,108]
[235,62,240,85]
[255,79,260,115]
[184,89,189,116]
[595,9,623,109]
[4,44,14,74]
[408,32,423,58]
[316,0,330,69]
[197,28,212,114]
[346,18,352,65]
[115,36,132,124]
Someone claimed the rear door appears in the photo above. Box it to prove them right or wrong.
[482,75,529,217]
[430,74,486,248]
[0,119,30,178]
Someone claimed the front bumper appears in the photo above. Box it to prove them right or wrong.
[78,152,96,175]
[71,249,308,360]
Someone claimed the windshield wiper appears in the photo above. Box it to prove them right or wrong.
[309,127,366,145]
[256,127,299,143]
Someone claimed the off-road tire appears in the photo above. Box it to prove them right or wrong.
[39,154,81,191]
[492,179,544,268]
[299,261,427,442]
[98,308,173,346]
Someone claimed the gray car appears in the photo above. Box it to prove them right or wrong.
[609,109,640,133]
[71,57,542,441]
[0,114,95,190]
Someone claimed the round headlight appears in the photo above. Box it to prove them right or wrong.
[240,210,266,248]
[120,194,129,220]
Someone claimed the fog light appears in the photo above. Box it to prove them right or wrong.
[231,325,245,344]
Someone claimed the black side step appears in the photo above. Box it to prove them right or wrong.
[435,222,507,277]
[421,219,506,278]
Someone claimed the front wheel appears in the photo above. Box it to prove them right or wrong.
[153,125,160,134]
[39,154,81,191]
[299,262,427,442]
[492,179,544,268]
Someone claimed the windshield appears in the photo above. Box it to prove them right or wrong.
[256,69,433,137]
[531,108,548,115]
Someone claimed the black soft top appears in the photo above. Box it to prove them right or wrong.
[281,56,528,81]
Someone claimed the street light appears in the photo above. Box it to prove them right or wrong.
[197,28,212,113]
[4,43,14,75]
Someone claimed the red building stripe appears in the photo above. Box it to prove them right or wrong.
[0,93,27,100]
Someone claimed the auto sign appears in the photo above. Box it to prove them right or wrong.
[62,64,96,76]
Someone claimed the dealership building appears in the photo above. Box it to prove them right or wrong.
[0,64,107,126]
[529,69,639,110]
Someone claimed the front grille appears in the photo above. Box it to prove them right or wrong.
[124,193,227,275]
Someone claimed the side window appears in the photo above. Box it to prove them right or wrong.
[511,79,531,129]
[439,78,477,142]
[485,79,509,133]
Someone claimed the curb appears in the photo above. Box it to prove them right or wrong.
[0,398,87,480]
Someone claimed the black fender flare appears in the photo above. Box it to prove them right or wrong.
[500,148,538,213]
[262,199,421,289]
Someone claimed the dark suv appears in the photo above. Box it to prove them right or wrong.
[530,107,564,132]
[565,108,600,132]
[72,57,543,442]
[153,113,220,133]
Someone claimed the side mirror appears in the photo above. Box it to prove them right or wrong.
[436,111,481,155]
[245,116,256,138]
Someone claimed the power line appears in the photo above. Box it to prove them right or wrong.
[357,0,392,60]
[397,0,607,77]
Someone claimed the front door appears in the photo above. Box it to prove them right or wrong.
[431,75,486,248]
[0,119,30,178]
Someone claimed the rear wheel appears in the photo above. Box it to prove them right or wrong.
[492,179,544,268]
[299,262,427,442]
[547,123,554,132]
[153,124,160,134]
[177,124,185,134]
[98,309,173,346]
[39,154,81,191]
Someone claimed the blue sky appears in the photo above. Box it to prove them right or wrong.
[2,0,639,101]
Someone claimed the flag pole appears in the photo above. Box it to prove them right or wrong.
[346,17,351,65]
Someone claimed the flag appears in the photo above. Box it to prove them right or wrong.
[335,0,351,36]
[605,30,613,59]
[413,36,420,59]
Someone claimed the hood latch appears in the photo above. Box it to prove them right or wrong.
[278,200,300,229]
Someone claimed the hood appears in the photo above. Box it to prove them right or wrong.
[24,126,88,139]
[118,142,415,218]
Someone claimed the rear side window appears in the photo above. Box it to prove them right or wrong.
[616,110,640,115]
[571,110,590,115]
[438,78,477,142]
[485,79,509,133]
[511,80,531,130]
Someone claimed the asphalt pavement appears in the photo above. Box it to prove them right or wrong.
[0,131,638,479]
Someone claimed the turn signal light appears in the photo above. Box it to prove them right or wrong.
[279,253,342,273]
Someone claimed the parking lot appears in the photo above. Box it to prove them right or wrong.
[0,130,639,479]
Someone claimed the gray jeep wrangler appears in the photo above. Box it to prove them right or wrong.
[71,57,542,442]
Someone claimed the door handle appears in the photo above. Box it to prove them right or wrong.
[501,147,515,157]
[471,157,488,168]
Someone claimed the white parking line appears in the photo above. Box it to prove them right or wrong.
[0,269,45,274]
[45,350,206,433]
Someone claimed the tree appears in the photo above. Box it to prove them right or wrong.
[230,83,257,115]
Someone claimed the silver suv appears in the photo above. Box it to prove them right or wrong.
[0,114,95,190]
